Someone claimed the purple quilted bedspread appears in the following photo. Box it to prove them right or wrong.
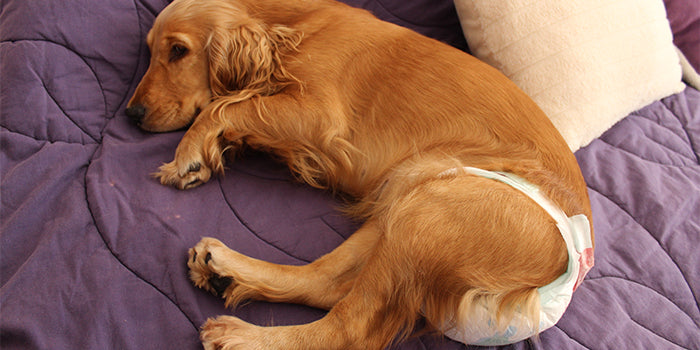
[1,0,698,349]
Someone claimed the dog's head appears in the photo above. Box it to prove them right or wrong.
[126,0,302,132]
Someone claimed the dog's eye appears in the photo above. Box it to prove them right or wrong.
[169,44,189,62]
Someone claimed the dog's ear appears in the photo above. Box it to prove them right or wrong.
[208,22,302,97]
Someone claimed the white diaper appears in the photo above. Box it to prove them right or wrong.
[438,167,594,346]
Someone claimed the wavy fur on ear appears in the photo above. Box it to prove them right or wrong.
[207,21,302,98]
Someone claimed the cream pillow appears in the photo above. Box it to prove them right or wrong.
[453,0,685,150]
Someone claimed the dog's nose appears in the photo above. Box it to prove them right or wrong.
[125,104,146,125]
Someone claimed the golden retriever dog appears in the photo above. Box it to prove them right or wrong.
[126,0,594,348]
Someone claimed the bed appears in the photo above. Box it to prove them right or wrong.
[1,0,698,349]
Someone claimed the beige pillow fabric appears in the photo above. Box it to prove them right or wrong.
[454,0,685,150]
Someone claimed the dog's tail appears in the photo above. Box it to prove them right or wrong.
[458,286,541,331]
[421,285,542,346]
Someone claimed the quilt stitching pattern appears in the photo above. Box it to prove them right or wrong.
[584,186,699,331]
[220,179,312,264]
[661,91,700,162]
[1,39,107,144]
[591,133,700,312]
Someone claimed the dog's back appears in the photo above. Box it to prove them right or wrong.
[258,0,590,216]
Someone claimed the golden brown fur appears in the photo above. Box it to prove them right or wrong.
[126,0,594,349]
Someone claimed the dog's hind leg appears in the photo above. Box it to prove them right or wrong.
[198,236,427,350]
[196,190,466,350]
[188,219,382,310]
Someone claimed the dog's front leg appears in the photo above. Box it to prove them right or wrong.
[154,101,239,189]
[154,93,315,189]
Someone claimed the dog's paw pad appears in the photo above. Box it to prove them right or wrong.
[209,275,234,296]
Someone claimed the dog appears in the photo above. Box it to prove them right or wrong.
[126,0,594,348]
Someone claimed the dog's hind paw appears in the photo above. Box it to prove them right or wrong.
[201,316,264,350]
[188,238,235,296]
[188,237,268,309]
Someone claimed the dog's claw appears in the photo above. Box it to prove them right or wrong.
[188,162,201,173]
[185,179,202,189]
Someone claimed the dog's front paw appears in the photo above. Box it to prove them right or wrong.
[154,155,212,190]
